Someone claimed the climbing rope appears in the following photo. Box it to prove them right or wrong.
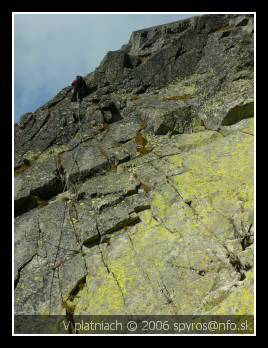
[49,96,114,313]
[49,98,84,314]
[64,99,83,193]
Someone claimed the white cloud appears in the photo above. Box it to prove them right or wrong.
[14,13,196,121]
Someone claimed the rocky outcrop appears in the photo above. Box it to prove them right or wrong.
[14,14,254,332]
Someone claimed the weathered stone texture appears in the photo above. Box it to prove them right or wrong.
[14,14,254,328]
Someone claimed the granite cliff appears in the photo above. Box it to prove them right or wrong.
[14,14,254,331]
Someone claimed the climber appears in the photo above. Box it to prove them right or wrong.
[71,75,88,102]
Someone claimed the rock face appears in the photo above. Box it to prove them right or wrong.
[14,14,254,330]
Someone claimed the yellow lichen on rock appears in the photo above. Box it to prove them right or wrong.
[211,270,254,315]
[73,118,254,316]
[74,250,126,315]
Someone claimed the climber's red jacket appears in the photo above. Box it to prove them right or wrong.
[72,80,77,88]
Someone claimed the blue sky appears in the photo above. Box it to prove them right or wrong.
[14,13,197,122]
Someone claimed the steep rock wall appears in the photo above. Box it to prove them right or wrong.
[14,14,254,332]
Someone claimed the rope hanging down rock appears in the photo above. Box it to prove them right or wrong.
[49,100,84,314]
